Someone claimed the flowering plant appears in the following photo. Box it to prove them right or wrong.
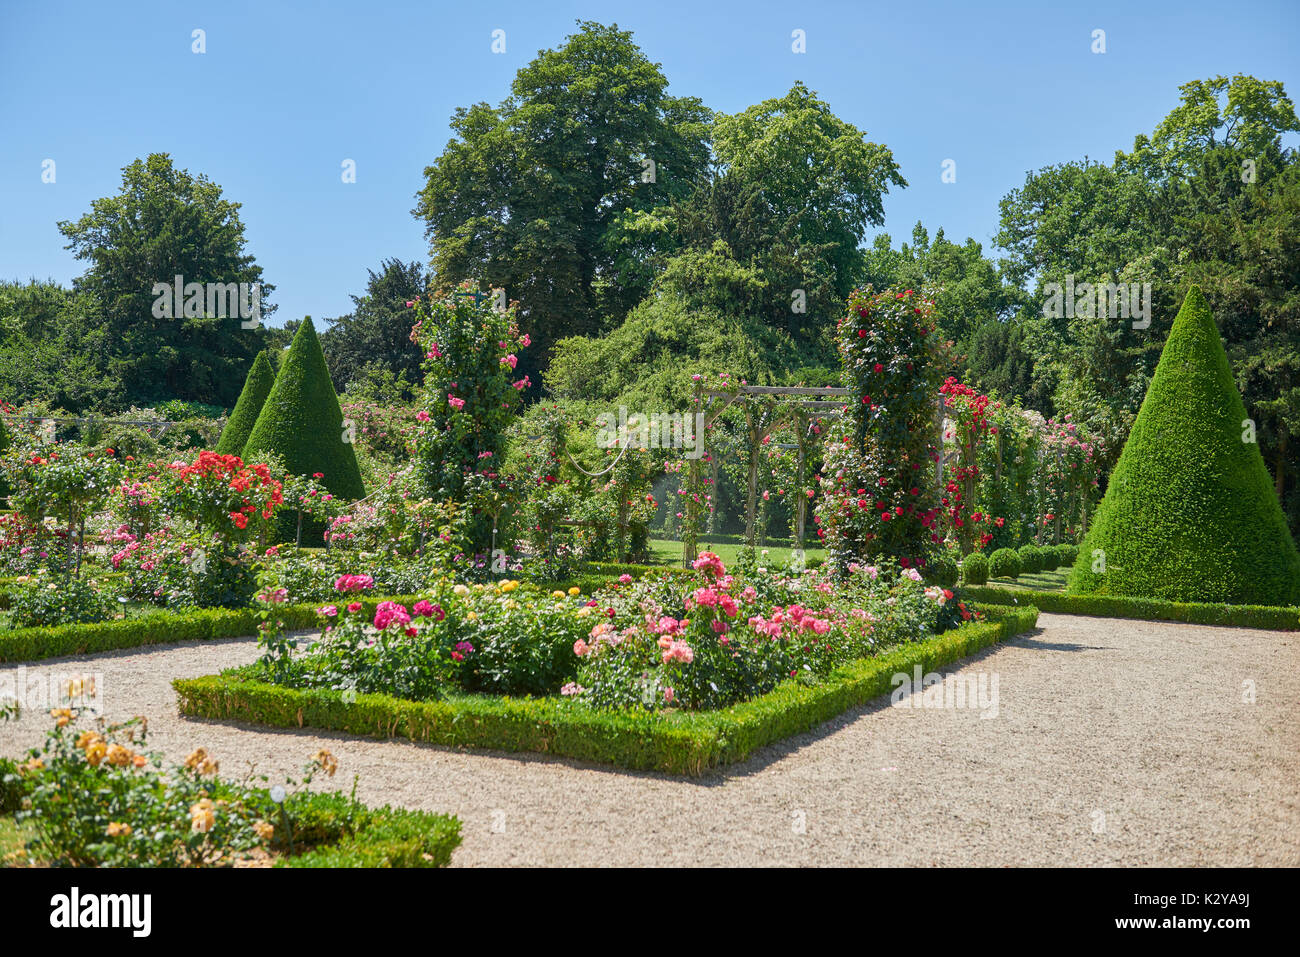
[817,286,949,572]
[160,451,284,543]
[410,284,529,551]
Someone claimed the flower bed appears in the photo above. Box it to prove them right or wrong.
[174,603,1038,775]
[0,714,460,868]
[961,586,1300,631]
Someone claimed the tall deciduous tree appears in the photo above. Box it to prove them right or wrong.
[57,153,272,407]
[413,21,711,377]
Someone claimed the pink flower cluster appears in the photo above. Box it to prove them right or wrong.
[373,600,412,631]
[746,605,831,639]
[334,574,375,593]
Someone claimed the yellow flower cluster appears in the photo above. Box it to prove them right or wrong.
[106,821,132,838]
[190,798,216,833]
[313,749,338,777]
[184,748,220,777]
[253,820,274,842]
[74,729,146,768]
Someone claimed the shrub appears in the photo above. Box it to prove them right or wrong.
[961,551,989,585]
[1070,286,1300,604]
[923,550,959,588]
[9,572,117,627]
[1038,546,1059,571]
[962,586,1300,631]
[243,319,366,541]
[989,547,1021,579]
[1055,544,1078,566]
[215,351,275,455]
[1017,544,1044,574]
[5,712,461,868]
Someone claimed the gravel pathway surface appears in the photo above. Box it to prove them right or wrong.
[1,612,1296,866]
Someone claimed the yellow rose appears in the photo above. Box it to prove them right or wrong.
[466,611,478,622]
[551,590,565,599]
[568,587,580,596]
[453,584,470,596]
[576,606,592,617]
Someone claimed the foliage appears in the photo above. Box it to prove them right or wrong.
[816,285,949,572]
[320,258,429,398]
[1017,544,1044,574]
[215,351,275,455]
[414,21,711,376]
[6,712,460,867]
[988,547,1022,579]
[174,606,1038,775]
[8,572,117,628]
[1070,287,1300,604]
[3,443,125,575]
[242,317,365,540]
[410,286,527,551]
[964,587,1299,631]
[961,551,989,585]
[55,153,272,406]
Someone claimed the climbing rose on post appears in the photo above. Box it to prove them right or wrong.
[411,283,529,550]
[816,285,949,573]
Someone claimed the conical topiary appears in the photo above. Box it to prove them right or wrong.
[1069,286,1300,605]
[242,319,365,540]
[215,351,275,455]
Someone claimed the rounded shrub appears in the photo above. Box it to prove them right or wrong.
[1017,544,1044,574]
[989,547,1022,580]
[961,551,989,585]
[923,551,959,588]
[1039,546,1060,571]
[1070,287,1300,604]
[1055,544,1078,567]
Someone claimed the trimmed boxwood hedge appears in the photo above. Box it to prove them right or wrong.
[243,317,366,541]
[989,547,1021,580]
[0,595,423,663]
[1039,547,1060,572]
[961,551,989,585]
[0,758,460,868]
[1070,286,1300,605]
[962,585,1300,631]
[173,605,1039,776]
[1017,544,1044,574]
[215,350,276,456]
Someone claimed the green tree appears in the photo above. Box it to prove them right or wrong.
[320,258,429,398]
[414,21,711,375]
[56,153,272,407]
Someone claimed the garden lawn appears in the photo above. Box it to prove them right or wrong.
[647,538,826,568]
[986,569,1068,593]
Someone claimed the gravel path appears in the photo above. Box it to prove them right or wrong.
[1,612,1296,867]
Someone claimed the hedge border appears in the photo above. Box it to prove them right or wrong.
[0,757,461,868]
[0,562,674,663]
[172,605,1039,776]
[962,585,1300,631]
[0,595,423,664]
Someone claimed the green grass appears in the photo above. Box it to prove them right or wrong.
[647,537,826,568]
[985,569,1069,593]
[0,816,34,865]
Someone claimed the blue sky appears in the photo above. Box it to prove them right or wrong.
[2,0,1297,326]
